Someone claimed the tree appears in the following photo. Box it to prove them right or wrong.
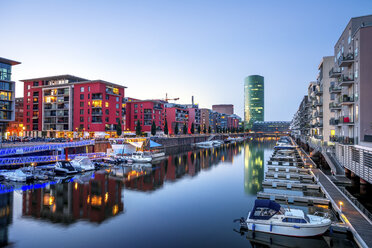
[164,119,169,135]
[183,123,187,135]
[191,123,195,134]
[151,121,156,136]
[175,122,179,135]
[136,120,142,136]
[116,119,122,137]
[197,125,201,134]
[208,126,211,134]
[203,125,207,134]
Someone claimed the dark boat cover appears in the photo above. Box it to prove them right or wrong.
[249,199,281,220]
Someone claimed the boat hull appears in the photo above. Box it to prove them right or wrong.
[246,222,330,237]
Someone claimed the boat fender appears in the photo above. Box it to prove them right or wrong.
[270,223,273,232]
[252,223,255,232]
[293,225,300,229]
[329,226,333,235]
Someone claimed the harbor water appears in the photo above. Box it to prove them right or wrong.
[0,139,356,247]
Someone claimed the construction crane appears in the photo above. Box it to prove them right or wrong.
[165,93,179,102]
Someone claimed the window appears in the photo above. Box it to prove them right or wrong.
[88,93,90,99]
[134,104,138,108]
[106,94,109,100]
[80,87,84,92]
[105,117,109,122]
[88,109,90,114]
[134,109,138,113]
[116,97,119,102]
[87,124,90,129]
[134,115,137,119]
[80,117,84,122]
[80,102,84,107]
[27,105,30,110]
[105,102,109,108]
[116,111,119,116]
[80,94,84,100]
[116,104,119,109]
[27,92,30,97]
[27,85,31,90]
[140,104,143,108]
[88,86,90,92]
[80,109,84,115]
[105,109,109,115]
[282,218,307,223]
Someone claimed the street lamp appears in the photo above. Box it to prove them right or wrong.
[339,201,343,212]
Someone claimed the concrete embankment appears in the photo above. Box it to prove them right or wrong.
[151,135,227,148]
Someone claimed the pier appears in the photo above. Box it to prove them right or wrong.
[294,139,372,248]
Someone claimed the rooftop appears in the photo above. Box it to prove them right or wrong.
[21,74,88,82]
[0,57,21,66]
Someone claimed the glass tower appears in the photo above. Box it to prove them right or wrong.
[244,75,264,128]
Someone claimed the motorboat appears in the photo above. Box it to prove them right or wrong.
[53,161,78,175]
[212,140,224,147]
[1,169,33,182]
[195,141,214,148]
[144,151,166,159]
[130,152,152,163]
[237,199,331,237]
[70,156,95,172]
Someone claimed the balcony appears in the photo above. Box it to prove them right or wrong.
[92,94,103,100]
[329,67,341,78]
[315,87,323,96]
[329,85,342,93]
[329,102,341,111]
[329,118,339,125]
[340,94,354,105]
[339,116,354,125]
[92,109,103,116]
[338,136,355,145]
[314,111,323,118]
[339,74,354,86]
[315,100,323,106]
[337,53,354,67]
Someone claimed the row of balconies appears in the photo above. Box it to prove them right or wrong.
[329,136,356,145]
[329,116,354,125]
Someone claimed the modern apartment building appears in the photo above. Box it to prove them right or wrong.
[164,103,189,134]
[328,15,372,146]
[290,96,310,137]
[0,57,21,136]
[7,97,24,137]
[200,108,211,131]
[212,104,234,115]
[22,75,126,137]
[244,75,264,128]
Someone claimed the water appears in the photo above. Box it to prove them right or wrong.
[0,139,356,247]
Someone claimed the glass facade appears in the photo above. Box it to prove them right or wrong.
[0,63,11,81]
[244,75,264,128]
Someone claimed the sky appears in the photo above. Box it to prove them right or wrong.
[3,0,372,121]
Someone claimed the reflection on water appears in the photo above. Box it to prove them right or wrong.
[0,192,12,246]
[244,140,274,195]
[0,140,356,247]
[22,171,123,224]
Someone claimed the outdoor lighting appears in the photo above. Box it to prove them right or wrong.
[339,201,343,212]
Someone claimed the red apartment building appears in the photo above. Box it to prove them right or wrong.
[22,75,126,137]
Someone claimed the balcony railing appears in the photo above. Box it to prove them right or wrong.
[329,85,342,93]
[339,74,354,86]
[329,102,341,110]
[315,87,323,95]
[337,53,354,67]
[329,67,341,78]
[329,118,339,125]
[339,116,354,124]
[340,94,354,104]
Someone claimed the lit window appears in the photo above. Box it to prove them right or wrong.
[81,87,84,92]
[105,102,109,108]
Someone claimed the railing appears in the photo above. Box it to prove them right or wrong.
[337,53,354,67]
[329,102,341,109]
[0,140,95,157]
[339,116,354,124]
[340,187,372,222]
[329,67,341,77]
[340,74,354,82]
[329,118,339,125]
[340,94,354,103]
[329,85,342,93]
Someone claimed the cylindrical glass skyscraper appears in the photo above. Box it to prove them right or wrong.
[244,75,264,128]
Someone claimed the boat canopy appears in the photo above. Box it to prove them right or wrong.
[149,140,162,148]
[249,199,281,220]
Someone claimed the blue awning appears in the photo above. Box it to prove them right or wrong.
[249,199,281,220]
[149,140,162,148]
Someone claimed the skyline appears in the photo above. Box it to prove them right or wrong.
[3,0,372,120]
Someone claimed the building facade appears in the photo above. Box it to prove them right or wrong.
[22,75,126,137]
[7,97,24,137]
[212,104,234,115]
[244,75,264,128]
[0,57,21,136]
[252,121,290,133]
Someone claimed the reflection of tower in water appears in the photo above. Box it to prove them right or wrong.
[0,192,13,247]
[244,141,265,195]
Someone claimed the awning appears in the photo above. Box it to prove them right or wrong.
[149,140,162,148]
[128,142,143,148]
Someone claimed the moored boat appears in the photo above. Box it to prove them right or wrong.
[238,199,331,237]
[130,152,152,163]
[70,156,95,172]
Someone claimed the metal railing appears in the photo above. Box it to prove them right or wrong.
[340,187,372,222]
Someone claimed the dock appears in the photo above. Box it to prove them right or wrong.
[296,141,372,248]
[257,192,329,205]
[267,165,310,173]
[262,181,321,191]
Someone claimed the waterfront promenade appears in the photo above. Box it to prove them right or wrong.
[298,146,372,248]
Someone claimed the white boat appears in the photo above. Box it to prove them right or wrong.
[195,141,214,148]
[131,152,152,163]
[1,169,33,182]
[145,151,165,159]
[212,140,224,147]
[70,156,95,172]
[239,199,331,237]
[53,161,78,175]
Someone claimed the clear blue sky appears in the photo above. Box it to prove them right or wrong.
[3,0,372,121]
